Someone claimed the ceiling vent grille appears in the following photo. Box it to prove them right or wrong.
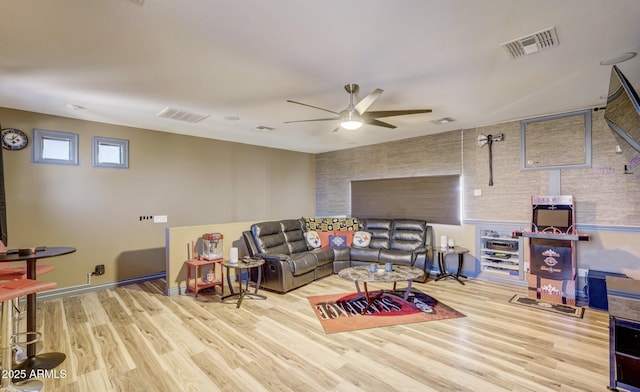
[500,26,559,59]
[252,125,275,133]
[156,107,209,123]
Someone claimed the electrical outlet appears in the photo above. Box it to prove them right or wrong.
[578,268,588,277]
[153,215,168,223]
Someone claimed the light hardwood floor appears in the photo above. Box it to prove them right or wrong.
[27,275,610,391]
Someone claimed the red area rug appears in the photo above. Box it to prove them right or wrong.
[307,290,465,334]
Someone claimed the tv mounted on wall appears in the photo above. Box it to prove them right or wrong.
[604,65,640,169]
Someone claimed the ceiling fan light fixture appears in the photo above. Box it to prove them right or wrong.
[341,120,362,130]
[340,110,362,130]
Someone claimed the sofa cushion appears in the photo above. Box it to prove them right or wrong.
[329,235,348,248]
[304,230,322,249]
[390,219,427,252]
[379,249,414,266]
[317,231,334,248]
[352,231,372,248]
[362,218,392,249]
[333,230,354,247]
[350,247,380,262]
[304,216,361,232]
[281,219,308,253]
[289,252,318,276]
[251,221,290,255]
[310,248,334,266]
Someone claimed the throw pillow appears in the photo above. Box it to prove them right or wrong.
[318,231,334,248]
[304,230,322,249]
[329,235,348,248]
[333,230,354,247]
[352,231,372,248]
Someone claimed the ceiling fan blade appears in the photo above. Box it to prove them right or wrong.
[284,117,340,124]
[286,100,339,115]
[364,119,397,129]
[354,88,383,114]
[364,109,432,119]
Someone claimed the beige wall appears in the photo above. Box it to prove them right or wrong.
[0,107,316,289]
[165,221,256,295]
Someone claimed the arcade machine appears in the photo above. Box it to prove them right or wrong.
[515,195,589,305]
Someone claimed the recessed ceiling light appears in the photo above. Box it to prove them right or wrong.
[600,52,637,65]
[224,115,240,121]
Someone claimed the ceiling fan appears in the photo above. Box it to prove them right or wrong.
[285,84,432,132]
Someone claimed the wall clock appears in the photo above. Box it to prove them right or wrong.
[1,128,29,150]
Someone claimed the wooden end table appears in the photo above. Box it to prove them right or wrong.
[434,246,469,285]
[221,258,266,308]
[186,258,224,297]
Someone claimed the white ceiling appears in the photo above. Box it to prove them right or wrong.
[1,0,640,154]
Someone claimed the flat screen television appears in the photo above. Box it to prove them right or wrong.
[604,65,640,169]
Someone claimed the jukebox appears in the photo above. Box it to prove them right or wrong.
[515,195,589,305]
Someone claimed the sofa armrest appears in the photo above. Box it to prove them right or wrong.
[413,245,427,254]
[255,252,289,262]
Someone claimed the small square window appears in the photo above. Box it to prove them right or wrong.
[32,129,79,166]
[92,136,129,168]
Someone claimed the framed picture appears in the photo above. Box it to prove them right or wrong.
[520,109,592,171]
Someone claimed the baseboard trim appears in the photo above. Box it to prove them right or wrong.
[166,286,182,297]
[37,272,167,301]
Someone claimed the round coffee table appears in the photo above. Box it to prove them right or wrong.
[338,265,425,313]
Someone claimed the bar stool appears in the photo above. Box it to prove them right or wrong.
[0,261,55,366]
[0,279,57,392]
[0,243,55,282]
[0,265,55,281]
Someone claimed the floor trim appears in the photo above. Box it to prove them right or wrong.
[37,272,167,301]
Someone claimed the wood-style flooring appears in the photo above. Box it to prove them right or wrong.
[25,275,610,391]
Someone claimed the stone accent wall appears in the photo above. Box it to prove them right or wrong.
[316,131,462,215]
[317,110,640,226]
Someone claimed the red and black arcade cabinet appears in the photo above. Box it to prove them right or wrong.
[515,195,589,305]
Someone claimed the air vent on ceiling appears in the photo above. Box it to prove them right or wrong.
[156,107,209,124]
[500,26,559,59]
[252,125,275,133]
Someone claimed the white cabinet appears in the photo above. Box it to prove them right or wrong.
[476,223,526,282]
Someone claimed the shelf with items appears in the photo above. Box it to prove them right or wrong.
[610,317,640,391]
[185,240,224,298]
[476,223,526,283]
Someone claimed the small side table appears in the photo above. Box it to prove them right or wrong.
[186,258,224,297]
[222,258,266,308]
[434,246,469,285]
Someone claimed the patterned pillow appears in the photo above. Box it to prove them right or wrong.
[352,231,372,248]
[333,230,354,247]
[304,231,322,249]
[329,235,348,248]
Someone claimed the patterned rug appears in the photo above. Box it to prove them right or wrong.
[508,294,584,318]
[307,290,465,334]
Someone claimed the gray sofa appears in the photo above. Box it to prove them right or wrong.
[243,217,434,293]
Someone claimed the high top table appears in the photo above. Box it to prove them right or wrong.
[0,246,75,373]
